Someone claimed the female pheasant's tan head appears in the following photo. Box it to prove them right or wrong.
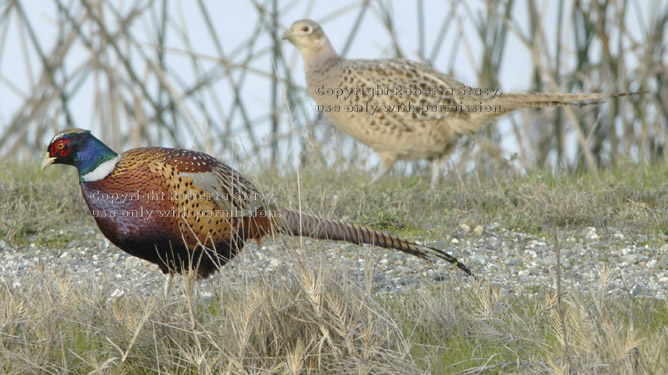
[281,19,339,67]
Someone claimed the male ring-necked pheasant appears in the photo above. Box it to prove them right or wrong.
[42,128,473,279]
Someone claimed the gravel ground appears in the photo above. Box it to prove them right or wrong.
[1,224,667,300]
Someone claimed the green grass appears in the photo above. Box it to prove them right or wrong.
[1,161,667,374]
[256,160,668,240]
[0,162,90,247]
[3,153,667,250]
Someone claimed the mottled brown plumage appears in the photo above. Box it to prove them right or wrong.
[79,147,272,278]
[282,19,639,188]
[43,129,473,279]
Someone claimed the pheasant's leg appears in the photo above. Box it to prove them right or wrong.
[371,164,391,183]
[430,158,441,189]
[430,146,456,189]
[372,153,398,183]
[162,273,174,298]
[183,271,199,329]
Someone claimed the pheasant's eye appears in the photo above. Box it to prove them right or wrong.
[301,25,311,33]
[50,139,71,157]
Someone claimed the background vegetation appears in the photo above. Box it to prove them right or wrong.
[0,0,665,174]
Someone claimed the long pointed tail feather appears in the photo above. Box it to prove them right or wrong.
[496,91,645,110]
[278,208,473,277]
[449,91,645,136]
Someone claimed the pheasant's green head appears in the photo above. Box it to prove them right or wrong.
[42,128,119,182]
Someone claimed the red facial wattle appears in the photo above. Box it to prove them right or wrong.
[50,139,71,157]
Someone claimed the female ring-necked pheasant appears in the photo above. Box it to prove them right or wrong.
[42,128,473,279]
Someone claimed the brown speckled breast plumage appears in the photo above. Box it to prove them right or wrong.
[81,147,273,278]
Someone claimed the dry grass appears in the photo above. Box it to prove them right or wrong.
[0,260,423,374]
[0,255,666,374]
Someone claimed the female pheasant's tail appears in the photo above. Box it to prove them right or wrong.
[277,208,473,277]
[450,91,645,137]
[495,91,644,110]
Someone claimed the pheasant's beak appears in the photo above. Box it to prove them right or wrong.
[280,30,292,41]
[41,153,56,170]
